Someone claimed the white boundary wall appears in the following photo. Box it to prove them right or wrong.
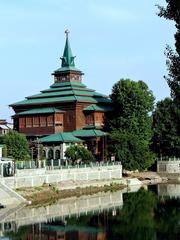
[2,165,122,189]
[157,160,180,173]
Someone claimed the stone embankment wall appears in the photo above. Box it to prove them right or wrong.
[0,182,26,206]
[2,164,122,189]
[157,160,180,174]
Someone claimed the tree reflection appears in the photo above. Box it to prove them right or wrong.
[155,197,180,239]
[107,188,157,240]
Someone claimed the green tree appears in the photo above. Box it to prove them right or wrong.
[155,1,180,158]
[157,0,180,104]
[0,135,5,144]
[39,144,45,160]
[4,131,30,161]
[106,79,155,170]
[65,145,95,164]
[2,145,7,158]
[152,98,180,157]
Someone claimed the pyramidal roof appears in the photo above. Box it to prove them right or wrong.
[11,82,111,106]
[36,132,83,143]
[10,31,111,107]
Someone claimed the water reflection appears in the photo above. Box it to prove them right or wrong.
[1,185,180,240]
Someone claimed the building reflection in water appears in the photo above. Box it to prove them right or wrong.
[25,214,110,240]
[2,186,180,240]
[0,190,123,240]
[27,229,107,240]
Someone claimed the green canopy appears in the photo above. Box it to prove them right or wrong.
[14,107,64,116]
[83,105,113,112]
[37,132,82,143]
[73,129,107,138]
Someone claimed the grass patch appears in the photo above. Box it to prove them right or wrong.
[17,183,125,207]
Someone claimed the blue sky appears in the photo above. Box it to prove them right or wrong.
[0,0,175,121]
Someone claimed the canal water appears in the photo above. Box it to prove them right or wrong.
[0,184,180,239]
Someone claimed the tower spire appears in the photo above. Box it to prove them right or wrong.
[53,30,83,84]
[65,29,70,38]
[61,29,76,68]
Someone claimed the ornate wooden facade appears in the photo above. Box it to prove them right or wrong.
[10,31,112,160]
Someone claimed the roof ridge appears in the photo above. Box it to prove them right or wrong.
[60,132,65,142]
[93,129,96,136]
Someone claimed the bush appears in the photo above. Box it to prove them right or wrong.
[65,145,95,164]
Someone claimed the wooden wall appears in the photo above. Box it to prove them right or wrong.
[13,101,108,136]
[18,113,64,135]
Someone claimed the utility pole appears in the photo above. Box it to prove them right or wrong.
[37,137,40,167]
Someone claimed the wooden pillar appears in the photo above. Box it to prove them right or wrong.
[102,136,105,162]
[104,135,107,161]
[53,145,55,160]
[96,139,98,155]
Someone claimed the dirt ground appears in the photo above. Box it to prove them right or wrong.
[125,171,161,180]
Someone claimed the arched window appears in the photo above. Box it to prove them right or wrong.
[48,149,54,160]
[55,150,60,160]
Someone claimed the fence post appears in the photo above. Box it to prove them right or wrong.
[58,159,61,168]
[43,160,46,168]
[38,161,41,168]
[109,170,111,179]
[1,163,3,177]
[51,159,54,170]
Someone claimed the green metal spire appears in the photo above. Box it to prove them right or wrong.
[53,30,82,74]
[60,30,76,68]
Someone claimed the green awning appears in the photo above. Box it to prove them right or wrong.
[37,132,83,143]
[73,129,107,138]
[84,105,113,112]
[14,108,64,116]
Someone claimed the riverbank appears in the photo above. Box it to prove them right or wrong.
[15,171,178,207]
[16,180,126,207]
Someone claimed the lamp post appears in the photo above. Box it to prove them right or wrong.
[36,137,40,167]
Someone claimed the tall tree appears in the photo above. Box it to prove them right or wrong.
[4,131,30,161]
[152,98,180,157]
[157,0,180,103]
[106,79,155,170]
[155,0,180,158]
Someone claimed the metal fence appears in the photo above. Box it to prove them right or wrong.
[157,156,180,161]
[14,159,121,170]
